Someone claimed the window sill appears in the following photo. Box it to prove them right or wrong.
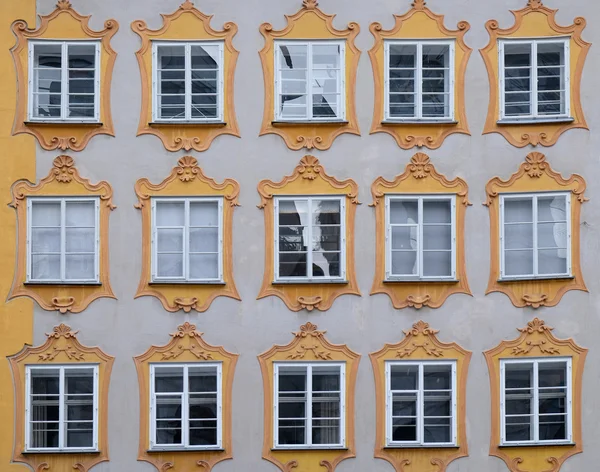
[384,278,459,284]
[271,446,348,451]
[499,442,575,448]
[149,121,227,127]
[384,444,459,449]
[24,281,102,286]
[381,119,458,125]
[23,449,100,454]
[272,279,348,285]
[147,447,224,453]
[497,117,574,125]
[498,275,574,283]
[149,280,226,286]
[271,120,349,125]
[24,120,103,126]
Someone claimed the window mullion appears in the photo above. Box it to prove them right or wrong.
[307,365,313,446]
[307,199,313,278]
[532,41,538,118]
[61,199,66,281]
[533,361,539,442]
[59,367,65,449]
[533,196,539,276]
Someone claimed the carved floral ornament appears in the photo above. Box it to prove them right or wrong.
[9,155,116,314]
[257,155,360,312]
[484,318,587,472]
[368,0,471,149]
[480,0,590,148]
[258,323,360,472]
[11,0,118,151]
[134,156,240,313]
[484,152,587,309]
[9,324,114,472]
[370,153,472,310]
[258,0,361,151]
[131,1,240,152]
[370,322,471,472]
[134,322,238,472]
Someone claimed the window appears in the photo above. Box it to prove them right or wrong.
[27,197,99,283]
[275,41,345,121]
[385,195,455,280]
[500,192,571,279]
[499,39,570,121]
[385,41,454,121]
[151,198,223,283]
[501,358,572,445]
[275,196,345,281]
[25,365,98,452]
[29,41,100,121]
[274,363,345,448]
[153,42,224,122]
[150,364,222,450]
[385,361,456,447]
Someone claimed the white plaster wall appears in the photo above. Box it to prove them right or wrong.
[29,0,600,470]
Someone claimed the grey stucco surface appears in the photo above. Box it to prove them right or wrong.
[28,0,600,470]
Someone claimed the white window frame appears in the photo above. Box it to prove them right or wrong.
[151,197,224,284]
[500,357,573,446]
[499,191,572,280]
[384,39,455,122]
[151,41,225,123]
[385,360,457,447]
[498,37,571,122]
[273,362,346,450]
[26,196,100,284]
[24,364,99,453]
[28,40,101,123]
[149,363,223,451]
[274,195,346,282]
[274,40,346,122]
[385,194,456,281]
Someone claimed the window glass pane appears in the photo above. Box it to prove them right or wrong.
[390,364,418,391]
[157,228,184,253]
[32,229,60,253]
[64,368,94,448]
[65,254,95,280]
[278,366,307,445]
[505,362,534,442]
[65,201,95,227]
[504,198,534,276]
[504,42,532,116]
[33,43,62,118]
[189,254,219,279]
[30,368,61,448]
[422,251,451,277]
[67,44,96,119]
[156,201,185,226]
[188,366,218,446]
[189,228,218,253]
[156,395,183,445]
[537,42,565,115]
[422,44,450,118]
[32,201,61,226]
[538,195,568,275]
[387,42,416,119]
[311,43,341,119]
[390,200,418,224]
[155,366,184,393]
[278,44,308,119]
[157,45,186,120]
[278,200,308,277]
[423,365,452,442]
[32,255,61,280]
[312,365,341,445]
[190,201,219,226]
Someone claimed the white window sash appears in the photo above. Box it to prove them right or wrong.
[149,363,223,450]
[151,41,224,123]
[384,194,456,281]
[28,40,100,122]
[151,197,224,283]
[384,39,455,122]
[384,360,457,447]
[26,196,100,284]
[499,38,570,121]
[499,192,572,280]
[500,358,573,446]
[273,362,346,449]
[274,40,346,122]
[25,364,99,452]
[273,196,346,282]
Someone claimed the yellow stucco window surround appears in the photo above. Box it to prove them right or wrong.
[131,0,240,152]
[258,0,360,151]
[369,0,471,149]
[258,322,360,472]
[9,323,114,472]
[484,152,587,308]
[370,152,471,309]
[480,0,590,147]
[9,155,116,314]
[11,0,118,151]
[134,322,238,472]
[484,318,587,472]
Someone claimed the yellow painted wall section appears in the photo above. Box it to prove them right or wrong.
[0,1,35,470]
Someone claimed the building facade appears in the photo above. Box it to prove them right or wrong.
[0,0,598,471]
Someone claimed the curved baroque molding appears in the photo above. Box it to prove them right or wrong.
[258,322,360,471]
[258,0,360,150]
[484,318,587,472]
[257,155,360,311]
[369,0,471,149]
[484,152,587,308]
[131,0,240,152]
[480,0,590,147]
[370,152,472,309]
[9,155,116,313]
[134,156,240,312]
[370,320,471,471]
[8,323,115,472]
[134,322,238,471]
[11,0,118,151]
